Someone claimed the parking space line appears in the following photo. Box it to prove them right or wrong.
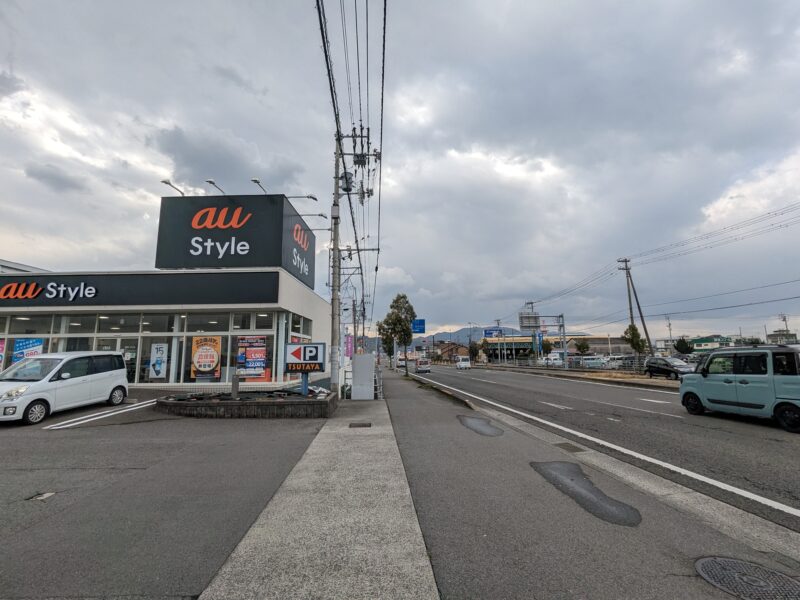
[46,400,157,430]
[412,374,800,519]
[42,406,130,429]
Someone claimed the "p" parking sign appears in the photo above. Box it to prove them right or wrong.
[285,343,327,373]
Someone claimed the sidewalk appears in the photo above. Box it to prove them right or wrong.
[199,398,438,600]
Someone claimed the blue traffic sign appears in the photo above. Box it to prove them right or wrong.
[412,319,426,334]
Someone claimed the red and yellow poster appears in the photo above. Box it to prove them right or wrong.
[191,336,222,381]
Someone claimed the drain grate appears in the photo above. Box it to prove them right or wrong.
[695,557,800,599]
[553,442,586,453]
[349,422,372,428]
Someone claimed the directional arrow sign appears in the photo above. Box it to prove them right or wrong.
[286,343,326,373]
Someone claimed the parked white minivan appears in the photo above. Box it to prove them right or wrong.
[0,352,128,425]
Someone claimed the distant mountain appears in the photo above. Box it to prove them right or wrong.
[359,326,522,353]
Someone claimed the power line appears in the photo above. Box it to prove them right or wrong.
[337,0,355,126]
[368,0,387,328]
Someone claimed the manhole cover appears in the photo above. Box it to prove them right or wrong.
[695,557,800,599]
[349,422,372,428]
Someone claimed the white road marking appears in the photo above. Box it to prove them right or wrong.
[539,401,573,411]
[413,374,800,519]
[470,377,498,384]
[636,397,672,404]
[46,400,157,430]
[483,369,680,395]
[42,405,130,429]
[607,417,621,422]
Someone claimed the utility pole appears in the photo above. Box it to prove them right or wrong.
[779,313,790,343]
[330,138,342,394]
[353,294,359,354]
[618,258,653,356]
[559,314,568,370]
[665,315,673,355]
[618,258,635,331]
[495,318,503,364]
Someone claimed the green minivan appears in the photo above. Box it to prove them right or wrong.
[679,346,800,432]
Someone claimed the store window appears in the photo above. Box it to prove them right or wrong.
[139,337,179,383]
[184,335,230,383]
[186,313,229,333]
[232,313,251,331]
[63,314,96,334]
[232,334,275,382]
[255,312,274,330]
[302,317,312,337]
[50,337,92,353]
[9,315,53,335]
[97,314,140,333]
[291,313,302,335]
[4,338,50,369]
[0,316,7,334]
[141,314,177,333]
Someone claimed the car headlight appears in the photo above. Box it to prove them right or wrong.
[1,385,30,401]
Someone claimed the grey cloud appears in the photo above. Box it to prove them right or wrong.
[0,69,24,97]
[153,126,303,193]
[212,65,268,97]
[24,163,88,192]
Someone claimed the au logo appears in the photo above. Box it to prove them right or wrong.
[293,223,309,251]
[0,282,42,300]
[191,207,252,230]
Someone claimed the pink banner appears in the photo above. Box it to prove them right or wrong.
[345,334,354,358]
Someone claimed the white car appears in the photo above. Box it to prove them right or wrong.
[456,356,471,370]
[0,352,129,425]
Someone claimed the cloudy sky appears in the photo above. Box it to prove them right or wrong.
[1,0,800,341]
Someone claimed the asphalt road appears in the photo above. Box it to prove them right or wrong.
[0,402,323,599]
[384,370,800,600]
[414,365,800,532]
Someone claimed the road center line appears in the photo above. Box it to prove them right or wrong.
[539,401,573,411]
[412,374,800,519]
[470,377,497,384]
[636,397,672,404]
[47,400,157,430]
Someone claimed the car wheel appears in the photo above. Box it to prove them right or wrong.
[647,370,652,378]
[683,393,705,415]
[108,386,126,406]
[22,400,48,425]
[669,372,678,380]
[775,404,800,433]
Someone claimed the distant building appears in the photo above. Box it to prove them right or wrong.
[0,259,46,273]
[690,335,734,352]
[766,329,798,344]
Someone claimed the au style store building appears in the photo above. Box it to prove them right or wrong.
[0,195,331,388]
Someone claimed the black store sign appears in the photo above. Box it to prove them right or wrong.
[0,271,278,308]
[155,195,316,289]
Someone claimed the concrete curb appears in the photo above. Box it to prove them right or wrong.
[408,373,477,410]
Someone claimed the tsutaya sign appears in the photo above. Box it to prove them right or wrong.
[155,194,316,288]
[285,343,326,373]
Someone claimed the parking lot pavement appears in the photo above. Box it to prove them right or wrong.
[0,405,324,599]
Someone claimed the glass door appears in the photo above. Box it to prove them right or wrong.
[94,338,140,383]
